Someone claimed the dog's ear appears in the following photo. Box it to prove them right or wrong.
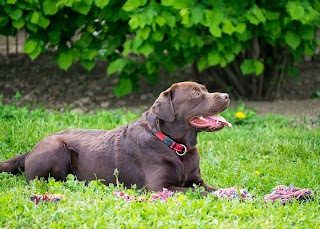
[150,89,175,123]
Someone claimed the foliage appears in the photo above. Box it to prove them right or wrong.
[0,103,319,228]
[0,0,319,99]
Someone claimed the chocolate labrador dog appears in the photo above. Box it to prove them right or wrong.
[0,81,231,193]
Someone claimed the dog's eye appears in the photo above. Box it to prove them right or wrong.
[194,90,201,96]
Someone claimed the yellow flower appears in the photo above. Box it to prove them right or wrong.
[235,111,246,119]
[255,170,261,176]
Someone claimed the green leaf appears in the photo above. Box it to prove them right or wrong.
[16,2,29,9]
[246,6,266,25]
[43,0,58,15]
[141,9,155,25]
[58,51,74,71]
[219,58,227,67]
[12,17,25,29]
[264,11,280,21]
[137,15,146,28]
[113,77,132,98]
[241,59,264,76]
[94,0,109,9]
[235,23,246,34]
[7,0,17,4]
[180,8,190,25]
[233,42,242,54]
[190,7,203,24]
[252,7,266,24]
[29,45,41,60]
[131,37,143,52]
[38,14,50,28]
[0,17,8,27]
[56,0,73,8]
[304,42,314,56]
[209,24,222,37]
[177,29,190,44]
[81,49,98,60]
[146,61,156,74]
[205,9,223,25]
[30,11,40,24]
[190,35,203,48]
[73,2,91,15]
[122,40,132,56]
[241,59,254,75]
[48,30,61,45]
[162,12,176,28]
[151,31,164,42]
[263,21,281,32]
[122,0,140,12]
[23,39,37,54]
[138,43,154,57]
[222,19,235,35]
[197,56,207,72]
[140,0,147,6]
[246,13,260,25]
[299,26,315,40]
[224,51,235,63]
[107,58,129,75]
[205,10,223,37]
[26,22,38,32]
[9,9,23,20]
[138,26,151,40]
[155,16,166,27]
[161,0,173,6]
[207,50,220,66]
[172,0,193,9]
[286,2,305,20]
[217,42,224,52]
[285,31,301,49]
[129,16,139,29]
[81,60,96,71]
[254,60,264,75]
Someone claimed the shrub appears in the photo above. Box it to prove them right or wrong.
[0,0,319,99]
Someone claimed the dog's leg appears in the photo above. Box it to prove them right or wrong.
[166,186,194,193]
[167,181,217,195]
[25,139,74,181]
[166,186,211,195]
[200,182,218,192]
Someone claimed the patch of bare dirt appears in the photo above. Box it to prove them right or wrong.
[0,54,319,121]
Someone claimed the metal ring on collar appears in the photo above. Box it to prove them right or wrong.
[175,144,187,156]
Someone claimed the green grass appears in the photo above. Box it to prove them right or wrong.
[0,102,319,228]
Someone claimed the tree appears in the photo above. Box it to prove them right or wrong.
[1,0,319,99]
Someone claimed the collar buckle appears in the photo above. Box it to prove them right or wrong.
[175,144,187,156]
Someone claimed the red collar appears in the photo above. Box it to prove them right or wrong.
[153,131,188,156]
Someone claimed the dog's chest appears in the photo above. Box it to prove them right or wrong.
[175,155,199,186]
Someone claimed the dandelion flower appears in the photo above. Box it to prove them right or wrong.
[236,111,246,119]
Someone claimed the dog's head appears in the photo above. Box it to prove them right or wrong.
[150,81,231,132]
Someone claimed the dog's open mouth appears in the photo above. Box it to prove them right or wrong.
[189,115,232,129]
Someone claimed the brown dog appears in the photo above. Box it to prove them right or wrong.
[0,82,231,193]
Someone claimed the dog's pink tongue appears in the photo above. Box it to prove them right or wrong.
[209,115,232,128]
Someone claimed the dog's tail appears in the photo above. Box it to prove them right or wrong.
[0,152,29,174]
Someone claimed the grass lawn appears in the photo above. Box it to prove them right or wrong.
[0,102,319,228]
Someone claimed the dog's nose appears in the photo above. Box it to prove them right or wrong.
[220,93,229,100]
